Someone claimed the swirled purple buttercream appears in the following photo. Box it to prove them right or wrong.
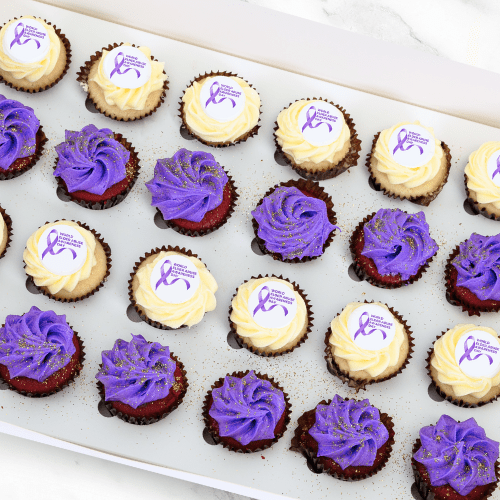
[209,370,285,446]
[361,208,438,281]
[95,334,176,409]
[414,415,499,496]
[308,395,389,470]
[54,124,129,195]
[145,148,228,222]
[0,306,75,382]
[452,233,500,301]
[251,186,338,260]
[0,94,40,170]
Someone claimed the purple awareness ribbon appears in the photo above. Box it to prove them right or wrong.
[301,106,333,133]
[9,22,41,50]
[205,81,236,108]
[109,52,141,79]
[353,312,388,342]
[392,128,424,156]
[252,286,288,317]
[491,156,500,180]
[155,260,191,291]
[41,229,77,260]
[458,335,494,366]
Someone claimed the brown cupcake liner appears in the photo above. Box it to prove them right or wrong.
[76,43,169,122]
[24,220,112,303]
[53,133,141,210]
[0,204,12,260]
[290,398,395,481]
[156,174,239,237]
[0,329,85,398]
[349,211,435,289]
[0,17,71,93]
[464,173,500,222]
[411,438,500,500]
[273,97,362,181]
[366,132,452,207]
[178,71,261,148]
[324,301,414,392]
[227,274,313,357]
[252,178,338,264]
[0,125,48,181]
[96,354,188,425]
[202,369,292,453]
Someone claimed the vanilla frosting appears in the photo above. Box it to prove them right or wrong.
[329,302,404,377]
[135,251,217,329]
[23,221,97,294]
[0,17,60,82]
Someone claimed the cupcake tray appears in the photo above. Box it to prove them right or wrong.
[1,1,500,499]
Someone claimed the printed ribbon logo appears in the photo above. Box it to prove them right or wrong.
[491,156,500,180]
[301,106,333,133]
[392,128,424,156]
[353,312,388,341]
[9,22,41,50]
[155,260,190,291]
[41,229,77,260]
[109,52,141,79]
[458,335,493,366]
[253,286,288,317]
[205,81,236,108]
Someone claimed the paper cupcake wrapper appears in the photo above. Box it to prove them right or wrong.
[349,211,435,289]
[96,354,188,425]
[464,173,500,222]
[0,204,12,261]
[366,132,452,207]
[76,43,169,122]
[273,98,362,181]
[54,133,141,210]
[24,220,112,303]
[411,438,500,500]
[0,125,47,181]
[156,174,239,237]
[324,301,414,392]
[178,71,261,148]
[290,397,395,481]
[0,330,85,398]
[252,178,338,264]
[202,370,291,453]
[227,274,313,357]
[0,18,71,93]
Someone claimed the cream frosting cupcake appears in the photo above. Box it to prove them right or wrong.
[325,302,413,391]
[367,121,451,206]
[129,246,217,330]
[428,324,500,407]
[229,275,312,356]
[180,71,260,147]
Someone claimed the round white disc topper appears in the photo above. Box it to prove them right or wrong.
[3,19,50,64]
[199,76,246,123]
[103,46,152,89]
[388,124,435,168]
[347,304,396,351]
[298,101,344,147]
[455,330,500,379]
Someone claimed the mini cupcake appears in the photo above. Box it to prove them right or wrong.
[53,124,140,210]
[228,275,313,356]
[95,334,188,425]
[202,370,291,453]
[367,121,451,206]
[0,16,71,93]
[427,324,500,408]
[77,42,168,121]
[128,246,217,330]
[0,94,47,180]
[252,178,339,263]
[0,204,12,260]
[179,71,260,147]
[412,415,499,500]
[290,395,394,481]
[465,142,500,220]
[325,301,413,391]
[350,208,438,288]
[274,98,361,180]
[146,148,238,236]
[0,306,84,397]
[445,233,500,316]
[23,220,111,302]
